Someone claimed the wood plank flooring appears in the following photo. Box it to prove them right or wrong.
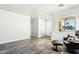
[0,36,69,54]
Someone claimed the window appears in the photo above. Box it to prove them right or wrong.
[58,16,76,32]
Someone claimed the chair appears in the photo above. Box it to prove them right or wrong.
[51,40,63,52]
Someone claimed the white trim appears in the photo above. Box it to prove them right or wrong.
[31,35,38,37]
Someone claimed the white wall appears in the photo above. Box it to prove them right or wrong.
[38,18,52,37]
[0,10,30,44]
[31,16,52,37]
[31,17,38,37]
[45,20,51,36]
[38,18,46,37]
[51,6,79,41]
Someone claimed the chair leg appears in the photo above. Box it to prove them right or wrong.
[52,46,62,52]
[57,47,62,52]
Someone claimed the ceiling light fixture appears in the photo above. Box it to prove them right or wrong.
[56,0,64,7]
[59,4,64,7]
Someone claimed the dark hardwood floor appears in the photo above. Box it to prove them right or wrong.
[0,36,69,54]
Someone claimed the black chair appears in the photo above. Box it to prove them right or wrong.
[51,40,63,52]
[63,34,79,54]
[75,30,79,38]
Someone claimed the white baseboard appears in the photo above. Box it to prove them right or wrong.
[0,36,31,44]
[31,35,38,37]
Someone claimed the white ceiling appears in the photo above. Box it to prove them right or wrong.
[0,4,77,19]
